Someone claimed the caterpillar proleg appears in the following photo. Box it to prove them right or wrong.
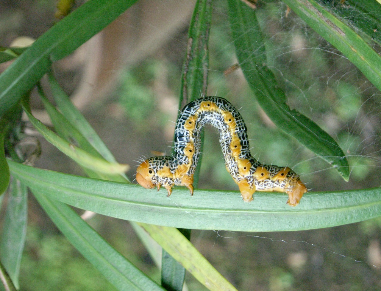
[136,96,307,206]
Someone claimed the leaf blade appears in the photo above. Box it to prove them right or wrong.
[21,98,128,175]
[36,84,128,182]
[0,178,27,289]
[139,224,237,291]
[227,0,350,180]
[47,73,120,164]
[0,122,10,197]
[8,160,381,232]
[31,189,163,291]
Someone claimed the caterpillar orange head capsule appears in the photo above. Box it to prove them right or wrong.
[136,160,155,189]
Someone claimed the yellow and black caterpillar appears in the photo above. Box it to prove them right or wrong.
[136,96,307,206]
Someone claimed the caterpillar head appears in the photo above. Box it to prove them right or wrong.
[136,160,155,189]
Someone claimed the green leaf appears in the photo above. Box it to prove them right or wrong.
[0,261,17,291]
[21,97,128,175]
[0,47,27,64]
[0,178,27,289]
[161,251,185,291]
[8,160,381,232]
[129,223,162,267]
[161,227,192,291]
[47,73,120,165]
[139,224,237,291]
[0,0,138,118]
[227,0,350,180]
[0,121,10,197]
[282,0,381,95]
[317,0,381,46]
[36,84,128,182]
[0,103,21,196]
[31,189,163,291]
[179,0,212,105]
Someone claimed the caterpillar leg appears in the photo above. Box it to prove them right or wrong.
[286,180,307,206]
[179,175,194,196]
[237,179,256,202]
[164,185,173,197]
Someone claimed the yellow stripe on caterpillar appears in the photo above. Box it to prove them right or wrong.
[136,96,307,206]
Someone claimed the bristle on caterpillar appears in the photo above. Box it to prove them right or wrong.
[136,96,307,206]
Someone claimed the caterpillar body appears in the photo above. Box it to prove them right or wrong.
[136,96,307,206]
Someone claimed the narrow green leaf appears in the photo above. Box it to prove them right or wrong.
[0,178,27,289]
[129,223,162,267]
[0,261,17,291]
[161,228,192,291]
[31,189,163,291]
[179,0,212,105]
[21,98,128,175]
[37,85,102,158]
[282,0,381,94]
[227,0,349,180]
[0,103,21,196]
[47,73,120,165]
[161,251,185,291]
[0,0,138,118]
[8,160,381,232]
[316,0,381,46]
[0,47,26,64]
[139,224,237,291]
[0,122,10,197]
[36,85,128,182]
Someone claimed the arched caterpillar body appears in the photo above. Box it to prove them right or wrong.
[136,96,307,206]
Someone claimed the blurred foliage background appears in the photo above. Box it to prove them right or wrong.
[1,0,381,290]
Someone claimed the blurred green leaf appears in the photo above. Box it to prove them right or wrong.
[0,261,17,291]
[37,84,128,182]
[21,97,128,175]
[0,122,10,197]
[55,0,75,19]
[129,223,162,267]
[227,0,350,180]
[334,82,362,121]
[139,224,237,291]
[0,103,21,196]
[8,160,381,232]
[32,189,163,291]
[0,0,138,118]
[0,178,27,289]
[47,73,121,165]
[0,47,27,63]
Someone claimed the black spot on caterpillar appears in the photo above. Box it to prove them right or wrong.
[136,96,307,206]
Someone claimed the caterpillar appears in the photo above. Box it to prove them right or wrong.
[136,96,307,206]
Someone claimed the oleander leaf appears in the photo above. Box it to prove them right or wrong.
[9,160,381,232]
